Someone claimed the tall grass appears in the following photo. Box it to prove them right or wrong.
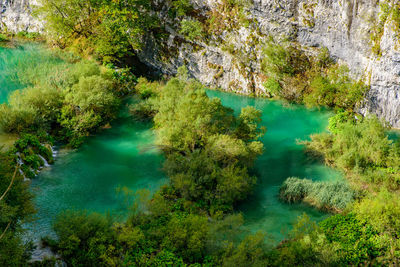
[280,177,357,212]
[0,44,76,90]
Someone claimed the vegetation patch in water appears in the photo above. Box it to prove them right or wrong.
[0,45,133,149]
[280,177,358,212]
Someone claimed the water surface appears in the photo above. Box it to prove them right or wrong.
[207,90,343,241]
[26,107,166,239]
[1,45,344,242]
[0,46,28,103]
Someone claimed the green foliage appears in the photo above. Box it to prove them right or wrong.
[263,77,281,96]
[0,46,121,147]
[171,0,194,17]
[219,233,270,267]
[262,40,309,79]
[272,214,339,266]
[370,1,400,55]
[327,110,354,134]
[180,19,204,41]
[0,151,35,266]
[261,41,368,109]
[319,213,382,265]
[354,190,400,237]
[59,72,120,147]
[35,0,155,63]
[0,234,32,266]
[280,177,357,212]
[16,31,41,40]
[351,192,400,265]
[0,85,63,134]
[0,33,8,42]
[139,69,265,212]
[304,65,368,109]
[206,0,252,35]
[13,134,53,178]
[48,69,266,265]
[305,116,400,190]
[52,210,118,266]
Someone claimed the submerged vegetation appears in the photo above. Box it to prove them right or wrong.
[0,46,124,147]
[280,177,357,212]
[40,68,269,265]
[305,113,400,190]
[0,0,399,265]
[285,112,400,265]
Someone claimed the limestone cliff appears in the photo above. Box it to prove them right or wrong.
[1,0,400,127]
[0,0,42,32]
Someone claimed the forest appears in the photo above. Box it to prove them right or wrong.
[0,0,400,266]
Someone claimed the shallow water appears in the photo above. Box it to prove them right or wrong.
[26,107,167,239]
[0,46,24,103]
[207,91,343,241]
[1,45,343,243]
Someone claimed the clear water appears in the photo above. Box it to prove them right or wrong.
[0,46,27,149]
[26,106,167,240]
[0,46,25,103]
[1,45,343,243]
[207,90,343,241]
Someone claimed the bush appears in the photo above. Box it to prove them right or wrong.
[319,213,382,265]
[304,65,368,109]
[13,134,53,178]
[16,31,40,39]
[263,78,282,96]
[180,19,204,41]
[132,67,264,212]
[52,211,118,266]
[0,33,8,42]
[304,116,400,189]
[0,86,63,134]
[261,41,368,110]
[171,0,193,17]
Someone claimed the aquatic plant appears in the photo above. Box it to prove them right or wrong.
[280,177,357,212]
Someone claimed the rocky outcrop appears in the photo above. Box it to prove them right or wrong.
[139,0,400,127]
[0,0,42,32]
[1,0,400,127]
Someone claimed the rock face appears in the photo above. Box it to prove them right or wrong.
[139,0,400,127]
[0,0,42,32]
[1,0,400,127]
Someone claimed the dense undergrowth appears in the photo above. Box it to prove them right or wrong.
[1,0,399,266]
[305,113,400,191]
[0,45,128,148]
[283,112,400,265]
[41,68,270,266]
[0,45,135,265]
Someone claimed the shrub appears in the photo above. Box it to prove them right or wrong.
[261,41,368,110]
[319,213,383,265]
[0,33,8,42]
[305,116,400,190]
[180,19,204,41]
[171,0,193,17]
[52,211,118,266]
[263,78,282,96]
